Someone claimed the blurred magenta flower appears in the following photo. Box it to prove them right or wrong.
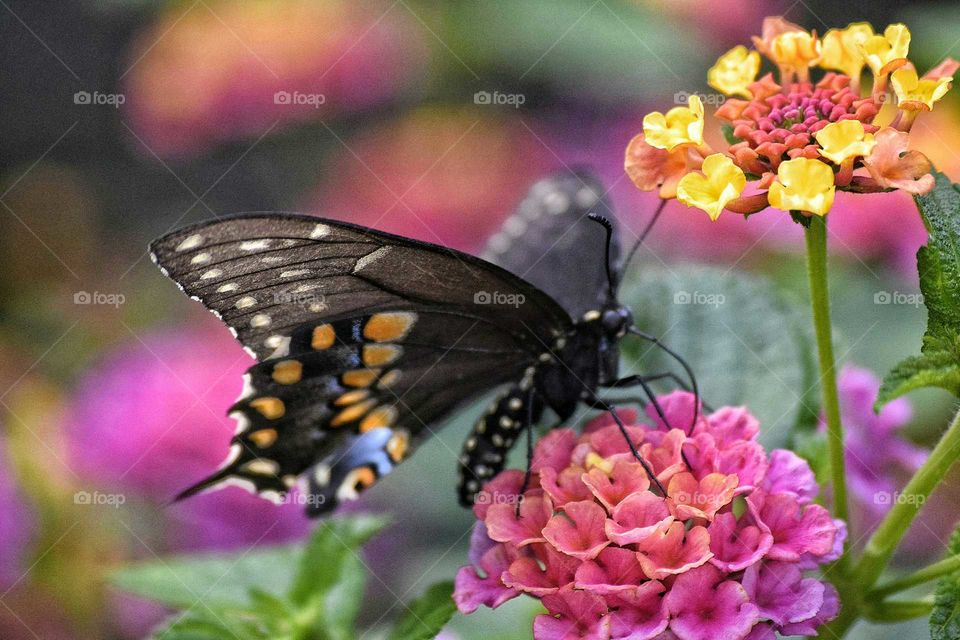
[310,108,553,252]
[65,317,309,551]
[455,392,840,639]
[827,365,960,558]
[0,438,33,589]
[123,0,427,157]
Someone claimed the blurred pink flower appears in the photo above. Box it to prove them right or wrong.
[65,317,309,551]
[0,438,33,589]
[309,108,553,252]
[455,392,840,639]
[123,0,427,156]
[830,365,959,559]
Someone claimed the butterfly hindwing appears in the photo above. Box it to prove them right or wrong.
[483,170,619,319]
[171,304,536,513]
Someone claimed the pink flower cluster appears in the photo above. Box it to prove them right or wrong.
[454,392,842,640]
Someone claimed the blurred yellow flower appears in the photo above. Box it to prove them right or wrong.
[768,158,836,216]
[676,154,746,221]
[814,120,876,164]
[642,95,704,151]
[708,46,761,98]
[860,24,910,76]
[770,30,821,78]
[819,23,873,80]
[891,68,953,111]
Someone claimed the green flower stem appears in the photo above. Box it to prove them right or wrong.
[804,215,849,560]
[856,406,960,589]
[863,598,934,623]
[869,555,960,600]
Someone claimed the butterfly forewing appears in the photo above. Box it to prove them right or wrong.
[150,214,570,360]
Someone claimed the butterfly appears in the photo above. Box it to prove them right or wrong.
[150,170,697,517]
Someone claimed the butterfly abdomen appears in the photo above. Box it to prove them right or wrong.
[457,382,544,506]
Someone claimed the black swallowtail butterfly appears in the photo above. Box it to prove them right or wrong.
[150,170,697,516]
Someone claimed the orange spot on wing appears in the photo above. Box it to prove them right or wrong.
[311,324,336,350]
[250,397,285,420]
[359,405,397,432]
[271,360,303,384]
[334,389,370,406]
[331,399,377,427]
[363,312,417,343]
[386,430,409,462]
[342,369,380,388]
[248,428,278,448]
[362,344,402,367]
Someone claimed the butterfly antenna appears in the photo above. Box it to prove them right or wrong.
[628,327,701,434]
[620,199,667,288]
[587,213,618,302]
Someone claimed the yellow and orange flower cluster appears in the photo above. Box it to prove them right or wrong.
[625,17,957,220]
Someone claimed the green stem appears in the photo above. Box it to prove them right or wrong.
[856,406,960,588]
[804,216,849,557]
[863,598,934,623]
[869,554,960,599]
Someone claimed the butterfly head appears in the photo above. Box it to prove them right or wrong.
[600,305,633,339]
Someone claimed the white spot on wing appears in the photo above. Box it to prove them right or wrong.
[310,223,332,238]
[266,335,291,359]
[236,296,257,309]
[200,268,223,280]
[353,246,390,273]
[280,269,311,278]
[250,313,271,328]
[504,215,527,237]
[576,186,599,208]
[217,283,239,293]
[191,252,212,265]
[176,234,203,252]
[240,239,271,251]
[545,191,570,215]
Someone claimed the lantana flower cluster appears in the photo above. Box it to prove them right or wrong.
[625,17,958,220]
[454,392,842,640]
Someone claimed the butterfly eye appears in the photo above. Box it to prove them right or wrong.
[601,309,623,333]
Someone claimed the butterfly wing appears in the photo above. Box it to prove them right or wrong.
[483,170,619,319]
[150,214,572,514]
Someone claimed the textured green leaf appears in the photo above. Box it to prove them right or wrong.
[878,174,960,407]
[620,265,813,447]
[931,523,960,640]
[388,581,457,640]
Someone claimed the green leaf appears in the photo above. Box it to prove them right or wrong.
[111,544,302,609]
[620,265,813,447]
[930,523,960,640]
[289,514,387,605]
[878,173,960,407]
[115,515,388,640]
[388,581,457,640]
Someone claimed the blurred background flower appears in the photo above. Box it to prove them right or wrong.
[1,0,958,638]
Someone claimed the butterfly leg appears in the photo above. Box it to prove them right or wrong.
[457,385,543,507]
[606,373,714,412]
[585,395,667,496]
[627,328,701,434]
